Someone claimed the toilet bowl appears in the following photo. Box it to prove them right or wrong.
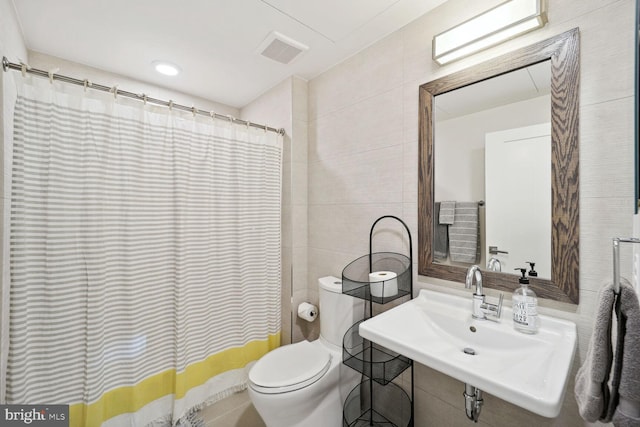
[248,276,363,427]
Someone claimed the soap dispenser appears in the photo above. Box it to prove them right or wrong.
[512,268,539,334]
[527,261,538,277]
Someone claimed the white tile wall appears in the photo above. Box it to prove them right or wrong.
[308,0,637,425]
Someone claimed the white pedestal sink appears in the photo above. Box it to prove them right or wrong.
[358,288,577,418]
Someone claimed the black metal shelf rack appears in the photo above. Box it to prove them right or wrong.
[341,215,414,427]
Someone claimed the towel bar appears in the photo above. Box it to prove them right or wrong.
[612,237,640,294]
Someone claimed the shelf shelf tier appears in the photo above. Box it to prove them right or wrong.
[343,320,411,385]
[343,380,413,427]
[342,252,412,304]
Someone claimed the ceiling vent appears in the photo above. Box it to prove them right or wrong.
[257,31,309,65]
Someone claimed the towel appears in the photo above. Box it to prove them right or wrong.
[439,201,455,225]
[611,280,640,426]
[448,202,479,263]
[575,279,640,425]
[575,281,616,421]
[433,202,448,260]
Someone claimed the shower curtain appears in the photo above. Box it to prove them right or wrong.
[2,76,282,426]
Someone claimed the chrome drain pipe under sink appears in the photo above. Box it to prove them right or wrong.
[464,383,483,422]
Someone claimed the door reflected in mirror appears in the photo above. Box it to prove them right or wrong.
[433,61,552,279]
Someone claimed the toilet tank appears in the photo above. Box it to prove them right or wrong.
[318,276,364,347]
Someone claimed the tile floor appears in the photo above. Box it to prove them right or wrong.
[200,390,266,427]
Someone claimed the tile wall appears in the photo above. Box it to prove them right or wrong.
[307,0,636,425]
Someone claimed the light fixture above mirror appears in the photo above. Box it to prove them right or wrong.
[433,0,548,65]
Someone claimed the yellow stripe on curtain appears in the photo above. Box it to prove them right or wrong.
[69,333,280,427]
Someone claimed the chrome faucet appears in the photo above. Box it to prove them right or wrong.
[466,265,483,296]
[487,257,502,272]
[465,265,503,321]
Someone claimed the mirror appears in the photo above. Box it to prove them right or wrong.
[433,61,552,279]
[418,29,580,304]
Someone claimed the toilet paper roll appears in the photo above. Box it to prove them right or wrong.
[297,302,318,322]
[369,271,398,298]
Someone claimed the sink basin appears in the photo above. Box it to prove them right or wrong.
[358,288,577,417]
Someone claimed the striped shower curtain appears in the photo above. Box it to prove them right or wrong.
[3,77,282,426]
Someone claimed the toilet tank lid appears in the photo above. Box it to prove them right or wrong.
[318,276,342,293]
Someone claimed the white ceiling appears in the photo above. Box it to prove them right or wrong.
[11,0,448,108]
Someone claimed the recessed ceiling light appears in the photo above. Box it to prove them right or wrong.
[153,61,180,76]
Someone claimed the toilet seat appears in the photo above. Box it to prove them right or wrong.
[249,340,332,394]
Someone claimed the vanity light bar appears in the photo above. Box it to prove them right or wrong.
[432,0,547,65]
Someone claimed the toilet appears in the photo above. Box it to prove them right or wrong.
[248,276,364,427]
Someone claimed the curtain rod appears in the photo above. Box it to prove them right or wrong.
[2,57,285,136]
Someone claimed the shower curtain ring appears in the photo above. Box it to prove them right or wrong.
[48,68,59,84]
[191,106,197,117]
[112,86,119,99]
[169,100,174,111]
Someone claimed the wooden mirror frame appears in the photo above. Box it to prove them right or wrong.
[418,28,580,304]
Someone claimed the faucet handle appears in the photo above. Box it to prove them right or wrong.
[480,293,504,321]
[488,245,509,255]
[495,293,504,317]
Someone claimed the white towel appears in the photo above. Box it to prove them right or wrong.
[448,202,479,263]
